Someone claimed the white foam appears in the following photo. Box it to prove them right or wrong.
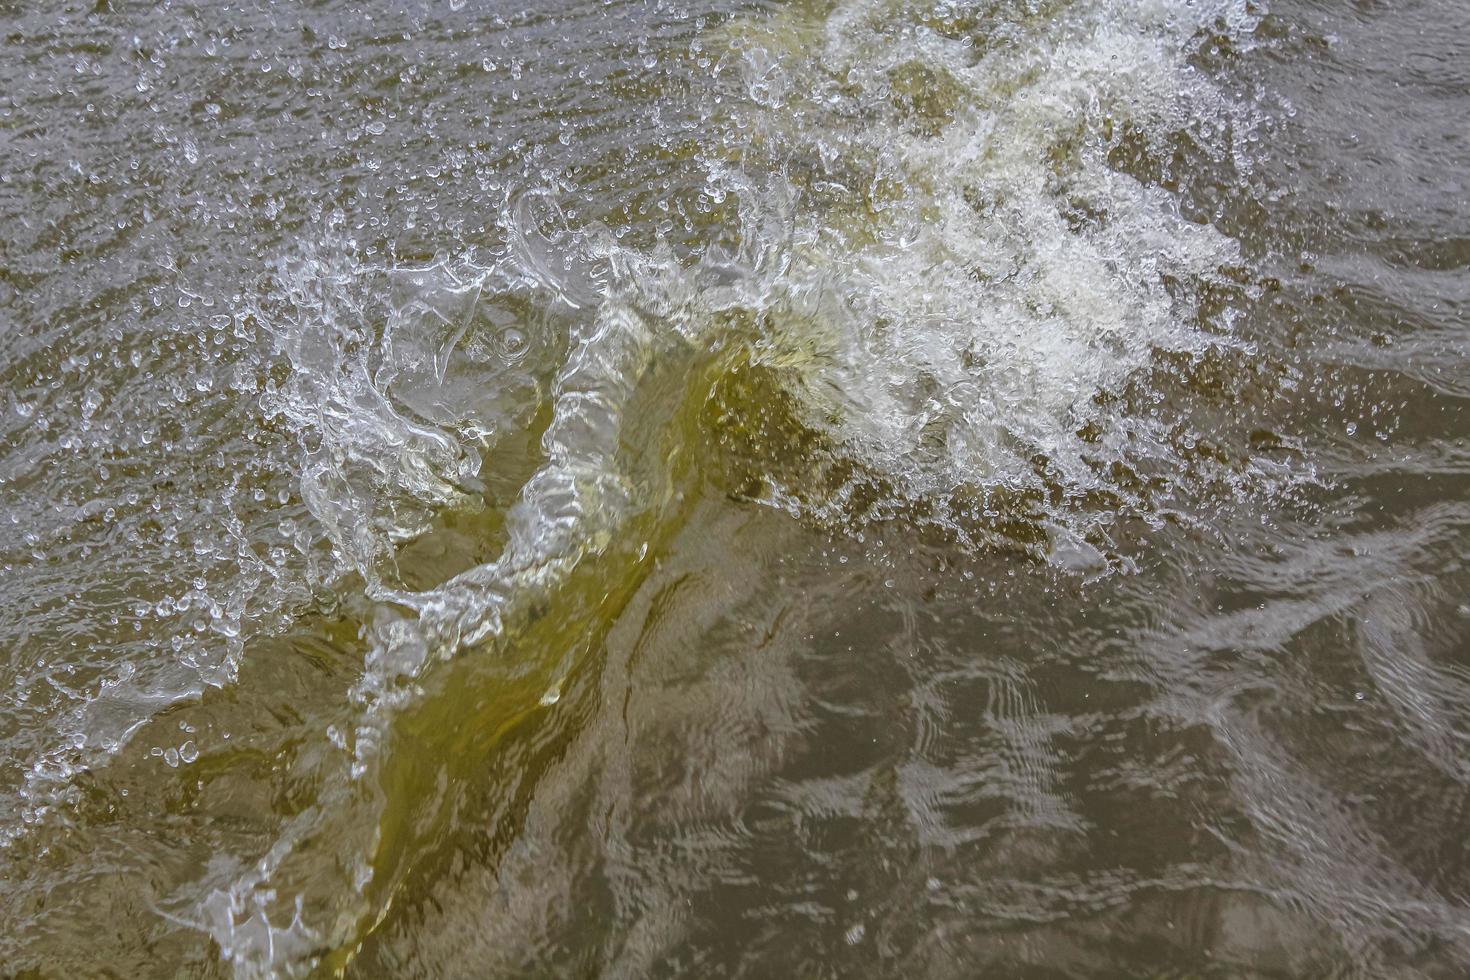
[720,0,1261,538]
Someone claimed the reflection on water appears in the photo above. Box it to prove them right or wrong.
[2,0,1470,975]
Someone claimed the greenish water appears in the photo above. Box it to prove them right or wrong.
[3,0,1470,976]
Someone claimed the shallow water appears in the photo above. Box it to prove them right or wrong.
[2,0,1470,976]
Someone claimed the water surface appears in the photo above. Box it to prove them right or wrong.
[3,0,1470,976]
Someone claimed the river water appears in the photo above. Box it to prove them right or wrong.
[2,0,1469,976]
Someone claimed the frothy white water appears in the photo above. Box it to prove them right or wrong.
[717,0,1266,536]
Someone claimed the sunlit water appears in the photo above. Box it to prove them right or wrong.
[3,0,1469,975]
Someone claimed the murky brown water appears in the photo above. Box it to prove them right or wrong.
[3,0,1470,976]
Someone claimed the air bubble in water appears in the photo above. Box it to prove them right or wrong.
[499,327,528,358]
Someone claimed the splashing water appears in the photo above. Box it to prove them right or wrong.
[162,1,1285,971]
[12,0,1469,975]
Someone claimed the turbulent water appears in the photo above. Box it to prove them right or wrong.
[3,0,1469,975]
